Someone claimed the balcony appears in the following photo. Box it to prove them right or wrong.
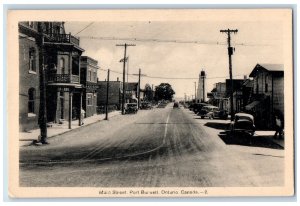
[44,33,80,46]
[47,74,80,84]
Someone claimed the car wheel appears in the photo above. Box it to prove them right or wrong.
[201,116,204,119]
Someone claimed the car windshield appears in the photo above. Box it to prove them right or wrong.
[127,104,137,108]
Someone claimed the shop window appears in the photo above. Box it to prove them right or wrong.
[28,88,35,115]
[87,94,93,106]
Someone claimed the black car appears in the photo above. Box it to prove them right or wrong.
[193,103,209,114]
[229,113,255,137]
[173,102,179,108]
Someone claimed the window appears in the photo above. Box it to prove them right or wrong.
[88,70,92,81]
[28,88,35,114]
[29,48,36,72]
[87,94,93,106]
[60,58,65,74]
[28,21,34,28]
[94,71,97,82]
[265,74,269,93]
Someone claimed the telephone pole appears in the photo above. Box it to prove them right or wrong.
[220,29,238,121]
[132,69,146,109]
[116,43,136,114]
[105,69,110,120]
[138,68,141,109]
[194,82,197,103]
[38,33,48,144]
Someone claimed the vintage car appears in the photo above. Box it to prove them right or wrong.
[140,102,152,110]
[193,103,209,114]
[229,113,255,137]
[125,103,138,114]
[198,105,219,119]
[173,102,179,108]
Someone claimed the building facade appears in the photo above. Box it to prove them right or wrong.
[19,22,41,131]
[246,64,284,129]
[19,21,85,131]
[97,80,122,112]
[80,56,99,118]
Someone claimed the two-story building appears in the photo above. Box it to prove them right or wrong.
[19,21,84,131]
[19,22,41,131]
[80,56,99,118]
[246,64,284,129]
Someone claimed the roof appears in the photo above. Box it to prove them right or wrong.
[249,64,284,77]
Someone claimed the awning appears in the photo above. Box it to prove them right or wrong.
[245,101,260,110]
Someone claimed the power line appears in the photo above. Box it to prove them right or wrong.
[79,35,272,47]
[74,22,94,36]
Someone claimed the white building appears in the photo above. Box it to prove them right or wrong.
[197,70,206,102]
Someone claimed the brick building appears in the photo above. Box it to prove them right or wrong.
[19,21,85,131]
[19,22,41,131]
[80,56,99,118]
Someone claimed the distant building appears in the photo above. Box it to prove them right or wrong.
[97,80,122,111]
[246,64,284,129]
[124,82,139,103]
[226,79,244,113]
[80,56,99,118]
[208,82,229,110]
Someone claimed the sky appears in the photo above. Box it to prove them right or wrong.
[65,18,283,99]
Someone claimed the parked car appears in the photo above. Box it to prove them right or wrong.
[188,103,196,111]
[125,103,138,114]
[140,102,152,110]
[193,103,209,114]
[198,105,219,119]
[211,109,228,120]
[173,102,179,108]
[229,113,255,137]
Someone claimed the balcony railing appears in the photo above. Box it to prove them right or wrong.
[71,75,80,83]
[44,33,80,46]
[47,74,80,84]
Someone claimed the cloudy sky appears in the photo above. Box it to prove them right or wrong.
[65,16,283,99]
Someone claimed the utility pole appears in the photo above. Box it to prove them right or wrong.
[138,68,141,109]
[105,69,110,120]
[194,82,197,103]
[116,43,136,115]
[220,29,238,121]
[38,33,48,144]
[132,69,146,109]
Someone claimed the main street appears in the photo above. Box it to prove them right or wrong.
[20,103,284,187]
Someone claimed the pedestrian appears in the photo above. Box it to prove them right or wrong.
[81,108,85,125]
[274,115,283,139]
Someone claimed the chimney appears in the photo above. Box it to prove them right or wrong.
[244,75,247,80]
[117,77,119,81]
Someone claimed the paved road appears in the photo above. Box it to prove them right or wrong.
[20,104,284,187]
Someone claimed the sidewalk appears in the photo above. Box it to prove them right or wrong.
[19,111,121,147]
[254,130,284,148]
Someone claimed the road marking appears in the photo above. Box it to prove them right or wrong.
[163,112,170,145]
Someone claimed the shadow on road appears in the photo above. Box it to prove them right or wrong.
[218,132,283,150]
[204,122,230,130]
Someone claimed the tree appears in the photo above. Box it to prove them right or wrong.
[144,83,154,101]
[154,83,175,101]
